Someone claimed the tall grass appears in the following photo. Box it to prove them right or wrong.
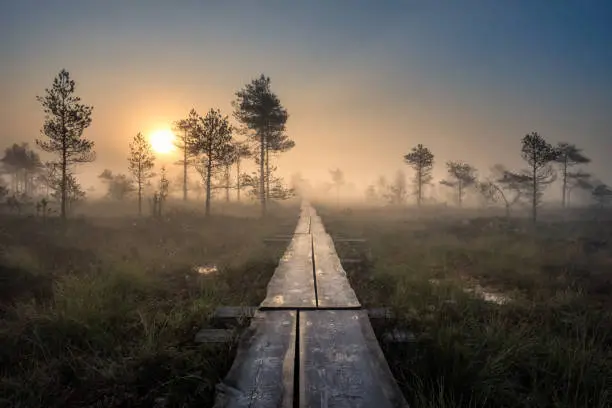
[320,205,612,408]
[0,203,297,407]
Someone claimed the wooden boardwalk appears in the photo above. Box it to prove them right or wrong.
[213,203,408,408]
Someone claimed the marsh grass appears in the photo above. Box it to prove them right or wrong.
[319,205,612,408]
[0,202,296,407]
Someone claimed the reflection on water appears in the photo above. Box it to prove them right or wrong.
[479,289,508,305]
[463,284,509,305]
[193,264,218,275]
[428,279,509,305]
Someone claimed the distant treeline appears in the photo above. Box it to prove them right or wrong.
[351,136,611,222]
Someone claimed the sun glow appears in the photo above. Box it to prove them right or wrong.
[149,129,175,154]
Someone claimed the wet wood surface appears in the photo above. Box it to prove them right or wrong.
[215,203,407,407]
[294,203,311,234]
[213,310,297,408]
[299,310,409,408]
[311,219,360,309]
[260,233,316,309]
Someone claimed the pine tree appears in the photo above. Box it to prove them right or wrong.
[233,74,288,216]
[190,109,234,216]
[404,144,434,207]
[36,69,95,219]
[128,132,156,216]
[520,132,558,223]
[554,143,590,208]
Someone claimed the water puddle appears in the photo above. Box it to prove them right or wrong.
[428,278,510,305]
[193,264,218,275]
[463,285,509,305]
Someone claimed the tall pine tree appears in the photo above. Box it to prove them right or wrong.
[233,74,288,216]
[36,69,95,219]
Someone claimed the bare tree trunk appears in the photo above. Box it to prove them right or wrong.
[236,159,241,202]
[138,179,142,216]
[183,129,188,201]
[206,155,212,217]
[60,95,67,220]
[265,145,270,201]
[561,159,567,208]
[61,147,67,219]
[532,163,537,223]
[416,168,422,207]
[225,165,230,202]
[259,128,266,216]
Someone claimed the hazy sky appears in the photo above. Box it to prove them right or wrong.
[2,1,612,196]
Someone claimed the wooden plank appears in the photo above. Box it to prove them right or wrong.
[299,310,409,408]
[211,306,392,321]
[340,258,363,265]
[212,306,258,327]
[294,214,310,234]
[260,234,316,309]
[195,329,237,343]
[211,306,393,322]
[213,310,297,408]
[367,308,395,320]
[263,238,293,244]
[311,218,360,309]
[334,238,368,243]
[309,214,326,235]
[264,235,294,240]
[292,202,311,234]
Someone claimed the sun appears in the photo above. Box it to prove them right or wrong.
[149,129,175,154]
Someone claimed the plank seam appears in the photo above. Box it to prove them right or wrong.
[259,305,362,311]
[293,311,301,408]
[310,233,319,308]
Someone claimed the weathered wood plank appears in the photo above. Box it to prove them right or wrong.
[212,306,394,322]
[367,308,395,320]
[194,329,237,343]
[299,310,409,408]
[311,215,360,309]
[312,232,360,309]
[340,258,363,265]
[334,238,368,243]
[263,237,293,244]
[309,214,326,235]
[213,310,297,408]
[292,202,311,234]
[260,234,316,309]
[212,306,258,327]
[294,214,311,234]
